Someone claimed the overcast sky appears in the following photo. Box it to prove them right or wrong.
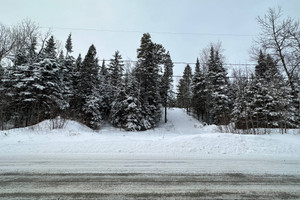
[1,0,299,77]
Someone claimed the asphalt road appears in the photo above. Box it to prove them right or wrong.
[0,173,299,199]
[1,155,300,199]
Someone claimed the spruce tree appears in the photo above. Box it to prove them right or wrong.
[99,59,111,119]
[135,33,165,129]
[233,52,298,131]
[110,74,143,131]
[206,47,231,125]
[43,36,56,59]
[160,51,173,123]
[191,58,207,120]
[37,59,68,120]
[177,64,192,112]
[78,45,102,128]
[69,54,82,118]
[65,33,73,57]
[107,51,124,99]
[0,65,5,129]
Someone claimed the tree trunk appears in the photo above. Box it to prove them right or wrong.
[164,106,167,123]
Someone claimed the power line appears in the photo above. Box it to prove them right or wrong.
[41,26,258,37]
[99,59,257,66]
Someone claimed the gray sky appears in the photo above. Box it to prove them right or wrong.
[1,0,299,77]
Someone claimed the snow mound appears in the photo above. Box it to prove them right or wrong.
[1,117,93,136]
[0,108,299,158]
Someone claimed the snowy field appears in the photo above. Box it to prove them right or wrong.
[0,108,299,174]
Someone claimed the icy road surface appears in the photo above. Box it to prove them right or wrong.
[0,155,300,199]
[1,172,299,200]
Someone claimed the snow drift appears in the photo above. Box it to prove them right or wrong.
[0,108,299,158]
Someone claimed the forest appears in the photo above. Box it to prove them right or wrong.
[0,8,299,133]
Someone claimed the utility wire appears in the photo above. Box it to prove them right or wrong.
[41,26,258,37]
[99,59,257,66]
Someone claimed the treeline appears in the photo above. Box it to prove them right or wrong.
[0,7,299,133]
[177,7,300,133]
[0,22,173,130]
[177,48,299,132]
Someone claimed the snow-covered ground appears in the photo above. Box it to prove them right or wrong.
[0,108,299,174]
[0,108,299,157]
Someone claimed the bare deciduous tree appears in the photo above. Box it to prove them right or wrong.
[0,19,52,64]
[0,23,16,63]
[199,41,225,73]
[256,7,300,95]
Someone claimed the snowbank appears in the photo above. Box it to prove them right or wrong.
[0,108,299,158]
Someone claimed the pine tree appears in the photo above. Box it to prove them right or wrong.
[206,47,231,125]
[160,51,173,123]
[231,69,250,130]
[78,45,102,128]
[233,52,298,132]
[58,34,76,117]
[107,51,124,99]
[135,33,165,129]
[110,74,143,131]
[177,64,192,112]
[69,54,82,118]
[37,59,68,120]
[191,58,207,120]
[98,59,111,119]
[80,45,99,95]
[28,36,37,62]
[43,36,56,59]
[65,33,73,57]
[0,64,5,129]
[253,53,297,129]
[58,50,64,61]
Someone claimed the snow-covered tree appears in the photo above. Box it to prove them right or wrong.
[107,51,124,100]
[98,59,111,120]
[233,51,298,131]
[206,47,231,125]
[177,64,192,112]
[37,59,68,120]
[191,58,207,120]
[110,74,143,131]
[160,51,173,123]
[77,45,102,128]
[65,33,73,57]
[43,35,56,59]
[134,33,165,129]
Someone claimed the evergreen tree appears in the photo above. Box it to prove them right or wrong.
[135,33,165,129]
[110,74,143,131]
[58,50,64,61]
[177,64,192,112]
[252,53,297,129]
[206,47,231,125]
[233,52,298,131]
[65,33,73,56]
[191,58,207,120]
[80,45,99,95]
[78,45,102,128]
[107,51,124,99]
[37,59,68,120]
[160,51,173,123]
[58,35,76,117]
[99,59,111,119]
[43,36,56,59]
[177,78,186,108]
[28,36,37,62]
[0,64,4,129]
[69,54,82,118]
